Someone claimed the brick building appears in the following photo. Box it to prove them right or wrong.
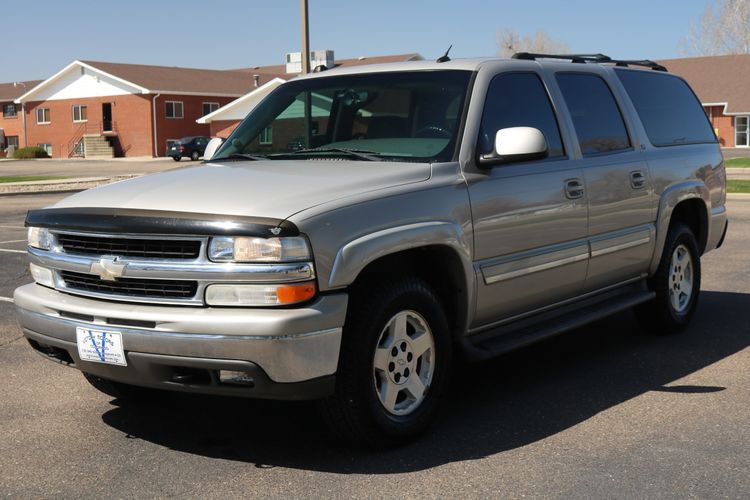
[3,52,421,158]
[198,52,423,139]
[660,54,750,148]
[0,80,42,157]
[10,61,265,158]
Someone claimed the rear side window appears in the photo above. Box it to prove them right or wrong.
[478,72,565,158]
[556,73,631,156]
[615,69,716,147]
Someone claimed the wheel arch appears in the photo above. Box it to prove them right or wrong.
[328,222,475,340]
[650,181,710,275]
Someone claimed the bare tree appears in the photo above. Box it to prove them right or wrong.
[497,28,570,57]
[684,0,750,55]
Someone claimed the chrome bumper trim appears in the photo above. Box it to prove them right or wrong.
[14,283,348,383]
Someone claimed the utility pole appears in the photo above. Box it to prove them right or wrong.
[301,0,310,74]
[301,0,312,147]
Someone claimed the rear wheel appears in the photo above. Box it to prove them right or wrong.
[635,222,701,333]
[172,156,181,162]
[318,277,451,447]
[82,372,157,400]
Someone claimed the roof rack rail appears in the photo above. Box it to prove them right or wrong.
[511,52,667,72]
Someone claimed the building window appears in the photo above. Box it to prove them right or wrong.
[3,103,17,118]
[735,116,749,147]
[38,143,52,156]
[165,101,184,119]
[202,102,219,116]
[259,126,273,145]
[6,136,19,148]
[72,105,88,122]
[36,108,51,124]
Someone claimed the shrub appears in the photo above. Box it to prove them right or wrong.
[13,147,50,159]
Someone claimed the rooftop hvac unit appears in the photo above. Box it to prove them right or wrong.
[285,50,335,73]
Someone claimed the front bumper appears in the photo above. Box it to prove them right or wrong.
[14,283,348,399]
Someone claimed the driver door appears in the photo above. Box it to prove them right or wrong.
[469,71,589,327]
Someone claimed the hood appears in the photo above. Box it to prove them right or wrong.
[51,160,431,219]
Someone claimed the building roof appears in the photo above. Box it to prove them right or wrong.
[15,53,423,104]
[79,60,260,96]
[0,80,43,101]
[659,54,750,114]
[231,53,423,75]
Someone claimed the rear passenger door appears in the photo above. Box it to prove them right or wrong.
[469,72,588,327]
[554,72,655,292]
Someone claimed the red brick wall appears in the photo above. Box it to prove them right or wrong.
[210,120,240,139]
[705,105,735,147]
[0,100,25,156]
[153,95,235,155]
[24,94,154,157]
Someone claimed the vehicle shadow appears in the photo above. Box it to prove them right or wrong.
[101,290,749,473]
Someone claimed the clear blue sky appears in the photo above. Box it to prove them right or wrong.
[3,0,708,82]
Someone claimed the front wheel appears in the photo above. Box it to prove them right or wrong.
[635,222,701,333]
[318,277,451,447]
[191,151,200,161]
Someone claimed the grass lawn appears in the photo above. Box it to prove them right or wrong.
[725,157,750,167]
[727,180,750,193]
[0,175,70,184]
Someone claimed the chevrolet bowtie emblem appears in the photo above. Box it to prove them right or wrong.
[90,256,126,281]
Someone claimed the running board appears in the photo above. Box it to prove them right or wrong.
[462,287,656,361]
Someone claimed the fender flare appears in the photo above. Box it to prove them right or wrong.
[649,180,710,274]
[328,221,475,332]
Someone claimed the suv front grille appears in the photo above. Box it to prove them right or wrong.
[57,234,201,259]
[60,271,198,299]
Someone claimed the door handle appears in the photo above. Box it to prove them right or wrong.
[565,179,585,199]
[630,170,646,189]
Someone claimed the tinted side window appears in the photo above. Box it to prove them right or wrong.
[479,73,565,158]
[556,73,631,156]
[615,69,716,147]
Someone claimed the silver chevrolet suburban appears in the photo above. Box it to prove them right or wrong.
[15,53,728,446]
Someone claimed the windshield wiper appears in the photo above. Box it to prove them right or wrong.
[277,147,382,161]
[210,153,268,162]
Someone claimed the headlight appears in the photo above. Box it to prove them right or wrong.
[208,236,310,262]
[205,282,316,306]
[27,227,52,250]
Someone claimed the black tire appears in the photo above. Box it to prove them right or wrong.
[172,156,181,162]
[82,372,157,400]
[191,150,200,161]
[317,277,452,447]
[635,222,701,334]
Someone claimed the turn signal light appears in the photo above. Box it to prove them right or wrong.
[277,283,316,304]
[205,281,317,306]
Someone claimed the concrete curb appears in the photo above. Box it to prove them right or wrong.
[0,175,138,196]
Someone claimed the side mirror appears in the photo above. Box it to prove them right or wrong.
[478,127,548,168]
[203,137,224,161]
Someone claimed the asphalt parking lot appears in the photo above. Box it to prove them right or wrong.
[0,193,748,498]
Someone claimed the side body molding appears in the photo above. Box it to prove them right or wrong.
[328,221,473,290]
[649,180,711,274]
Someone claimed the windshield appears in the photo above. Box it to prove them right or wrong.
[214,70,472,162]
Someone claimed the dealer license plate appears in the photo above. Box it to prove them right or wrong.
[76,327,127,366]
